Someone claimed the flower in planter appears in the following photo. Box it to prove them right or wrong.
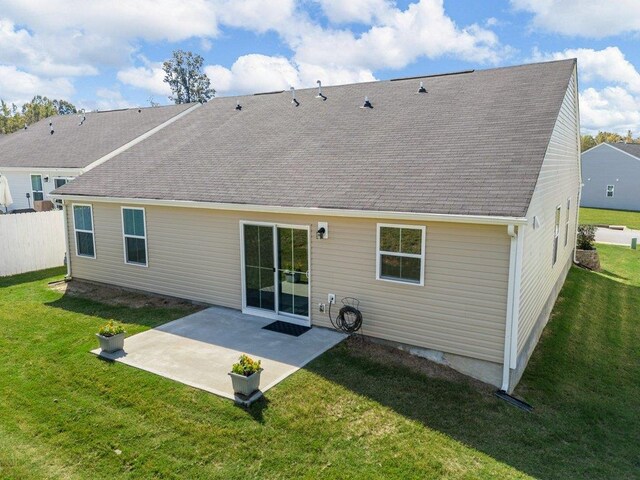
[98,320,126,337]
[231,354,261,377]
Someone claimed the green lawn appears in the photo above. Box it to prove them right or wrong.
[0,253,638,479]
[580,207,640,229]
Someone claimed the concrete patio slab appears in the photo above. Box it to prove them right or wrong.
[91,306,346,401]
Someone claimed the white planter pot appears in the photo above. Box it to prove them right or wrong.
[96,332,125,353]
[229,369,262,396]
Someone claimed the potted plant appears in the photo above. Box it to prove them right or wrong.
[575,224,600,271]
[96,320,126,353]
[229,354,262,397]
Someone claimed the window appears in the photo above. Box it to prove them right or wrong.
[31,174,43,201]
[606,185,615,198]
[377,224,426,285]
[564,197,571,247]
[54,177,72,189]
[552,205,561,266]
[122,207,147,266]
[72,205,95,258]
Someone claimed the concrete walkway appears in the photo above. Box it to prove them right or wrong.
[92,306,346,401]
[595,227,640,246]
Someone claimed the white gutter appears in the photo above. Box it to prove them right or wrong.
[0,166,83,174]
[81,103,202,173]
[48,194,529,226]
[502,224,519,392]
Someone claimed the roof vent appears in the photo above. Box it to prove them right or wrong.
[78,113,86,126]
[418,81,427,94]
[316,80,327,101]
[290,86,299,107]
[49,121,54,135]
[137,108,141,113]
[235,100,242,111]
[361,96,373,109]
[23,124,27,130]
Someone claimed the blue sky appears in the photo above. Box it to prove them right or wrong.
[1,0,639,134]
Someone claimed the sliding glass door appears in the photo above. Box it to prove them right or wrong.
[242,223,309,324]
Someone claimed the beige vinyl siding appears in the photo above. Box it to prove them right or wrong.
[517,70,580,354]
[67,203,510,363]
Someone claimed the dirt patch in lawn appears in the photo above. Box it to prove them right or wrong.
[344,335,494,393]
[49,279,205,310]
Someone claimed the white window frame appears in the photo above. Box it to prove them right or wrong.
[552,205,561,266]
[53,177,73,189]
[72,203,96,259]
[30,173,44,202]
[121,206,148,267]
[376,223,426,286]
[564,197,571,247]
[606,185,615,198]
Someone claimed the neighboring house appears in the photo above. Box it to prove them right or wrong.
[581,142,640,211]
[53,59,580,393]
[0,104,197,211]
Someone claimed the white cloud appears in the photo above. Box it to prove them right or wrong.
[532,47,640,94]
[580,87,640,134]
[315,0,394,24]
[117,63,170,96]
[0,19,99,77]
[1,0,508,105]
[94,88,135,111]
[293,0,506,71]
[511,0,640,37]
[0,65,74,105]
[532,47,640,134]
[204,54,375,95]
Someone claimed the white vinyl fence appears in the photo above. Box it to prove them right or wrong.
[0,210,66,277]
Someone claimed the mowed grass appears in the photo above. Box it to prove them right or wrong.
[1,251,639,479]
[580,207,640,229]
[596,243,640,286]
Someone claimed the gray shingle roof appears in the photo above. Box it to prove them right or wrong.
[55,59,576,217]
[608,142,640,159]
[0,104,193,169]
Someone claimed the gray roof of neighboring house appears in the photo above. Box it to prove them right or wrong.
[0,103,193,169]
[55,59,576,217]
[606,142,640,159]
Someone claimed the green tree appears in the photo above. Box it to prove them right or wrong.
[595,131,623,144]
[581,134,596,152]
[162,50,215,104]
[0,96,77,134]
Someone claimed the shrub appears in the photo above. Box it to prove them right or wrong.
[577,224,597,250]
[98,320,126,337]
[231,354,262,376]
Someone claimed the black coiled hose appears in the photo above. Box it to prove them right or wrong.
[328,300,363,334]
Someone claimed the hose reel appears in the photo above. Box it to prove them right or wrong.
[328,297,363,334]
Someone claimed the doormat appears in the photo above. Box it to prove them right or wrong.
[262,321,311,337]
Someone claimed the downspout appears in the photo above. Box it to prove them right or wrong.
[502,224,519,392]
[62,200,72,280]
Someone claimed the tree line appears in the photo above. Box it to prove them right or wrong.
[1,96,77,134]
[581,130,640,152]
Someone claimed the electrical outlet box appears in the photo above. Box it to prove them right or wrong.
[319,303,326,313]
[328,293,336,304]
